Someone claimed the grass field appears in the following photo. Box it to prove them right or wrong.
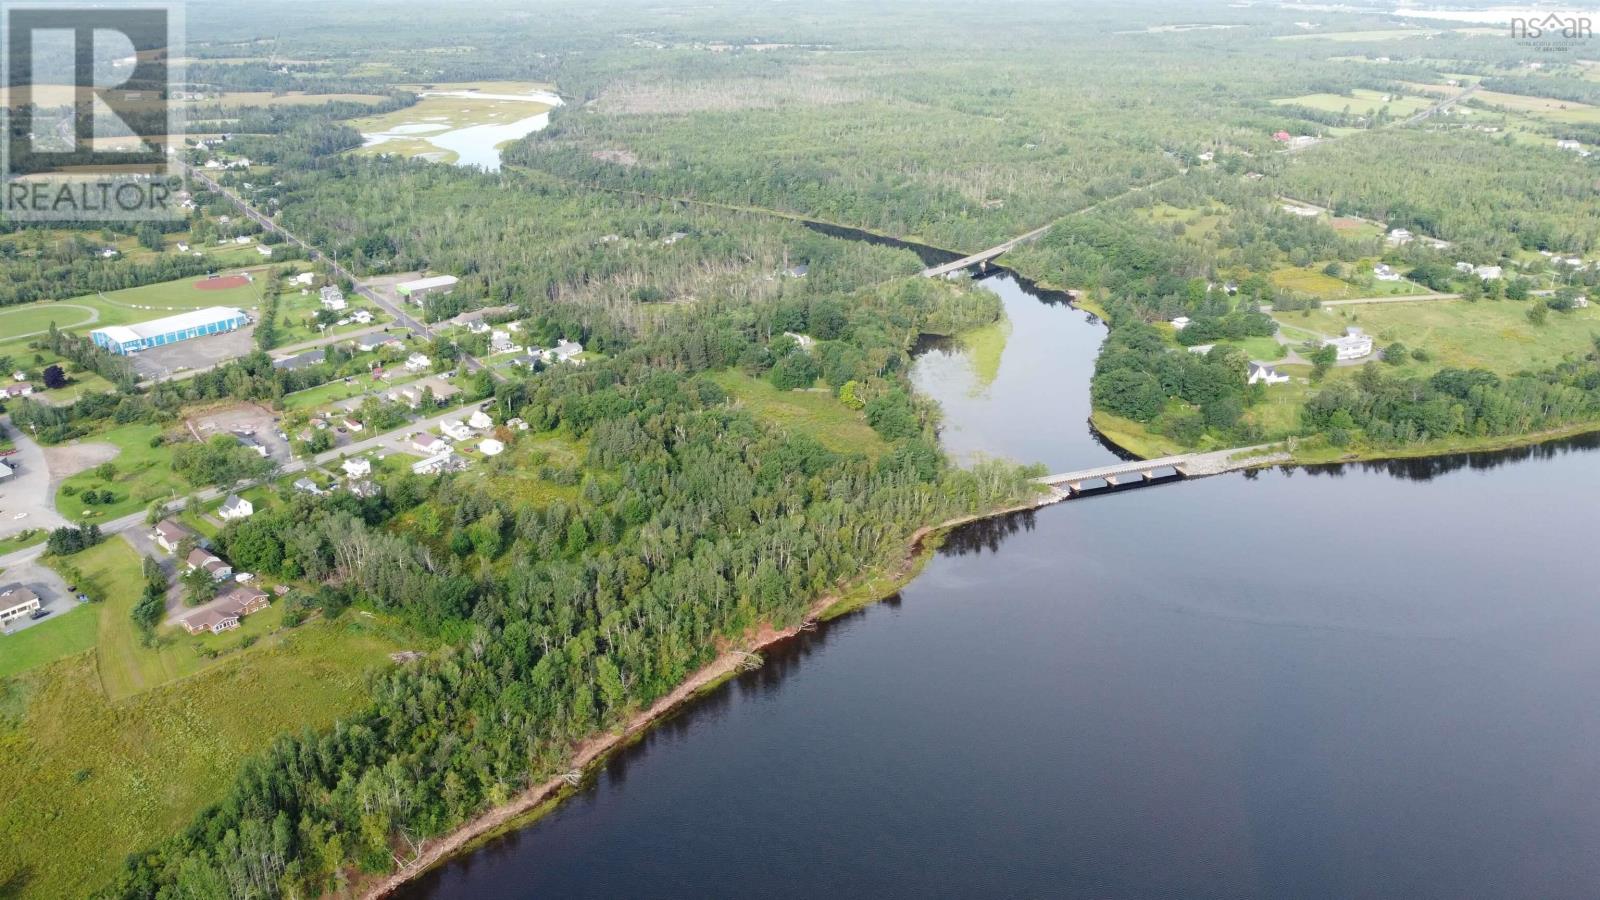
[713,371,888,458]
[0,529,47,557]
[1472,90,1600,124]
[1274,29,1441,41]
[0,612,411,898]
[0,268,270,347]
[1271,266,1427,300]
[283,369,418,412]
[1304,298,1600,374]
[56,423,189,523]
[0,602,96,679]
[454,432,587,508]
[353,82,557,163]
[1272,89,1431,117]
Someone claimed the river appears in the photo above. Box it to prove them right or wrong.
[400,271,1600,899]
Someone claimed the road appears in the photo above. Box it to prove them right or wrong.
[1320,292,1460,307]
[180,163,499,381]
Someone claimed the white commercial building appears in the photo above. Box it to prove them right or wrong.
[90,307,250,355]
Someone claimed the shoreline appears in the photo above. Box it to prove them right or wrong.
[357,488,1059,899]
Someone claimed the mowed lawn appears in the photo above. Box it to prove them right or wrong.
[1271,266,1428,300]
[0,612,411,898]
[0,602,97,680]
[1309,300,1600,373]
[56,423,190,523]
[713,371,887,458]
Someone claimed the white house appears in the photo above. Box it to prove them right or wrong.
[1373,263,1402,282]
[1171,316,1191,330]
[468,409,493,431]
[542,339,584,364]
[490,330,519,354]
[256,244,273,257]
[218,494,253,521]
[292,272,316,286]
[350,309,373,325]
[412,451,464,476]
[342,457,372,479]
[1386,228,1413,246]
[441,420,474,442]
[412,433,448,455]
[1247,362,1290,385]
[479,438,505,456]
[1573,295,1590,309]
[292,477,323,495]
[1454,261,1474,273]
[320,286,347,311]
[154,519,191,553]
[175,242,190,252]
[405,353,431,373]
[1324,327,1373,361]
[1473,265,1503,281]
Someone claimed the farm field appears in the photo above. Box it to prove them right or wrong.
[1272,89,1432,117]
[712,371,887,458]
[191,90,391,107]
[1470,90,1600,124]
[1280,298,1600,373]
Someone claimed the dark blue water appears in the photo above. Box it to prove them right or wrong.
[402,271,1600,899]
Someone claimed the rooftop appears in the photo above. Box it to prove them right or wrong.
[92,307,247,344]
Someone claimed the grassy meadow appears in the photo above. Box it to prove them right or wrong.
[713,371,887,458]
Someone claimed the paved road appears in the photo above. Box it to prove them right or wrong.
[182,164,498,381]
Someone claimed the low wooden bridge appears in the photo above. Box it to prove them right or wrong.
[1036,445,1290,499]
[920,222,1055,278]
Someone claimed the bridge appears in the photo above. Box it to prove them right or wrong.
[1036,445,1290,499]
[920,220,1056,278]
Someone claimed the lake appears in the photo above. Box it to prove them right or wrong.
[401,272,1600,899]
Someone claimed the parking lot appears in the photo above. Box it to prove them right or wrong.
[131,325,258,381]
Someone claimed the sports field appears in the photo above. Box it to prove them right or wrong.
[0,269,268,345]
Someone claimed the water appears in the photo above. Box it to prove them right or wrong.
[363,90,564,172]
[402,273,1600,899]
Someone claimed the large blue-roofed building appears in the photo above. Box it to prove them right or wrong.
[90,307,250,355]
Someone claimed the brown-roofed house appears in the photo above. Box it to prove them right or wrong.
[153,519,193,553]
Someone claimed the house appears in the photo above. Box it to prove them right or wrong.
[412,433,448,455]
[1373,263,1402,282]
[782,264,809,278]
[412,451,464,476]
[1455,261,1474,273]
[1324,326,1373,361]
[350,309,373,325]
[1187,343,1215,354]
[342,457,372,479]
[175,241,190,252]
[182,585,270,635]
[1473,265,1503,281]
[1385,228,1413,246]
[1171,316,1191,330]
[542,339,584,364]
[153,519,193,553]
[342,417,364,433]
[1197,150,1214,162]
[346,479,381,498]
[186,548,234,581]
[218,494,253,521]
[479,438,505,456]
[100,246,119,259]
[0,384,34,398]
[1272,130,1291,142]
[10,371,24,381]
[0,460,13,481]
[0,586,41,626]
[441,420,474,442]
[490,330,519,354]
[272,348,325,371]
[466,319,491,335]
[256,244,274,257]
[292,272,316,286]
[354,333,402,353]
[1556,139,1590,156]
[235,433,268,458]
[1281,203,1320,218]
[184,607,241,635]
[468,409,493,430]
[320,286,347,311]
[233,235,252,245]
[405,353,431,372]
[507,417,529,431]
[1247,362,1290,385]
[1573,295,1590,309]
[292,477,323,495]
